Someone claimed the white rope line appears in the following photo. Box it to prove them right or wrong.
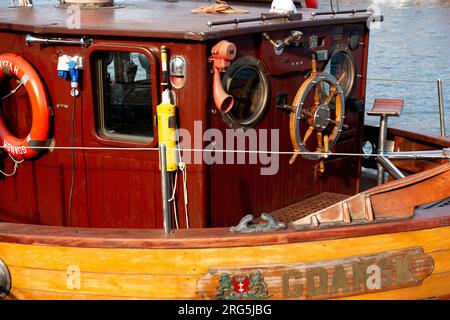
[2,145,365,156]
[1,145,448,159]
[1,82,23,100]
[0,153,24,176]
[180,161,189,229]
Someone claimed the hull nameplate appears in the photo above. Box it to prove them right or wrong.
[198,247,434,300]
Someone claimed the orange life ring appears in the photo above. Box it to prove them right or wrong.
[0,53,51,160]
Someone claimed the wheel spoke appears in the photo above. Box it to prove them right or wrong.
[314,86,320,107]
[303,126,314,144]
[289,152,299,165]
[301,109,312,117]
[316,131,323,151]
[319,160,325,173]
[311,56,318,75]
[324,135,329,153]
[324,86,337,105]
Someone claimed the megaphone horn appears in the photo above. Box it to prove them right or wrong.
[209,40,237,114]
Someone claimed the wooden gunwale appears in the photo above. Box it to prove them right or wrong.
[0,205,448,250]
[365,121,450,147]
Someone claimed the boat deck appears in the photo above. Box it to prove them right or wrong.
[0,0,371,40]
[270,192,350,223]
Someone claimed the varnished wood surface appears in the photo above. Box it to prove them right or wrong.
[367,98,404,117]
[0,208,449,249]
[208,23,368,227]
[197,247,434,299]
[292,163,450,225]
[0,1,371,40]
[1,225,449,299]
[1,163,449,249]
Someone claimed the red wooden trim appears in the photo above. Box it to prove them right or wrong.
[0,210,449,249]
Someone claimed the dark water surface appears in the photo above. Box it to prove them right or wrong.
[1,0,449,134]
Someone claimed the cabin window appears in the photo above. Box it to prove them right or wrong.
[93,51,153,142]
[222,56,269,129]
[321,49,355,99]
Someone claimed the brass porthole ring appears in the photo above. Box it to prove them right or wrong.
[320,44,356,100]
[221,56,270,129]
[0,258,11,299]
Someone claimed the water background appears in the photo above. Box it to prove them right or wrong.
[0,0,449,135]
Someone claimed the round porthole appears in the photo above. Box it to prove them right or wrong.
[320,46,355,100]
[222,56,269,129]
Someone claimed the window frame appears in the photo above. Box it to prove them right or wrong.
[87,45,159,147]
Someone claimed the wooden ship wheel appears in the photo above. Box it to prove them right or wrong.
[289,56,346,172]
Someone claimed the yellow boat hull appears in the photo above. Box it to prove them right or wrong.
[1,225,449,300]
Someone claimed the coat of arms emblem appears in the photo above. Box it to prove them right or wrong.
[216,270,271,300]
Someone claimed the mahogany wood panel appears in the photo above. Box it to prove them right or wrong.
[0,35,208,228]
[207,24,368,227]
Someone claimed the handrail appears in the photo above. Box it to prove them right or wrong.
[206,13,302,31]
[438,79,446,137]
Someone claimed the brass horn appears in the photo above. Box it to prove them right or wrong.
[212,66,233,113]
[209,40,237,113]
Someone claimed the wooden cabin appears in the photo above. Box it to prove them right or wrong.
[0,0,373,229]
[0,1,449,301]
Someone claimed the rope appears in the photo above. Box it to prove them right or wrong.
[67,94,77,227]
[191,1,249,14]
[0,153,24,176]
[1,145,448,159]
[179,161,189,229]
[174,121,190,229]
[168,169,179,229]
[1,82,23,100]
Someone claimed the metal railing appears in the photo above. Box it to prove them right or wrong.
[366,77,447,137]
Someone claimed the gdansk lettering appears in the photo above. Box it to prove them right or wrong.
[202,247,434,300]
[280,247,435,299]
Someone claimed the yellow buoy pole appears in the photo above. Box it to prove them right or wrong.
[157,46,178,234]
[157,46,178,172]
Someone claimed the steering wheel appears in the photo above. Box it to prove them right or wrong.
[289,56,346,171]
